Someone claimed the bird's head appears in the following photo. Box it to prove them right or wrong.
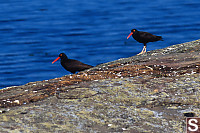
[131,29,137,33]
[127,29,137,39]
[52,53,68,64]
[59,53,68,59]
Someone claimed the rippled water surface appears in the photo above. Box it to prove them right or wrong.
[0,0,200,89]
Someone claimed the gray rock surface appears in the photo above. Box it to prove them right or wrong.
[1,39,200,132]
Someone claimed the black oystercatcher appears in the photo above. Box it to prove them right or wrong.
[127,29,163,55]
[52,53,93,73]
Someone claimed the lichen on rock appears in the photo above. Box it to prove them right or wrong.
[1,39,200,132]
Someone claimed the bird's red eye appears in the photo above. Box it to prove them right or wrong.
[60,54,62,56]
[133,30,135,32]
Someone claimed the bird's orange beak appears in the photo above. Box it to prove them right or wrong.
[127,32,133,39]
[52,57,60,64]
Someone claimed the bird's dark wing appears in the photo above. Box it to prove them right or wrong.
[75,62,93,71]
[67,59,93,73]
[139,31,163,42]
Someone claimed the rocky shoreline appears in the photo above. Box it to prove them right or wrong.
[0,39,200,132]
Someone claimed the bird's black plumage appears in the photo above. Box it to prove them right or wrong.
[127,29,163,55]
[52,53,93,74]
[130,29,163,44]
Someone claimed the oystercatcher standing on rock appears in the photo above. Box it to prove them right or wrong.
[127,29,163,55]
[52,53,93,74]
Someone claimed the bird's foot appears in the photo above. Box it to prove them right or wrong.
[137,51,146,55]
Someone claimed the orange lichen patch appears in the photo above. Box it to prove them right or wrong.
[154,89,159,93]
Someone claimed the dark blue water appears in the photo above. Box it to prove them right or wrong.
[0,0,200,89]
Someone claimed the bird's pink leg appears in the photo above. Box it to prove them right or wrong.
[137,44,147,55]
[137,46,145,55]
[143,45,147,53]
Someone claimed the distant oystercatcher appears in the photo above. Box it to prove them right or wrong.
[127,29,163,55]
[52,53,93,73]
